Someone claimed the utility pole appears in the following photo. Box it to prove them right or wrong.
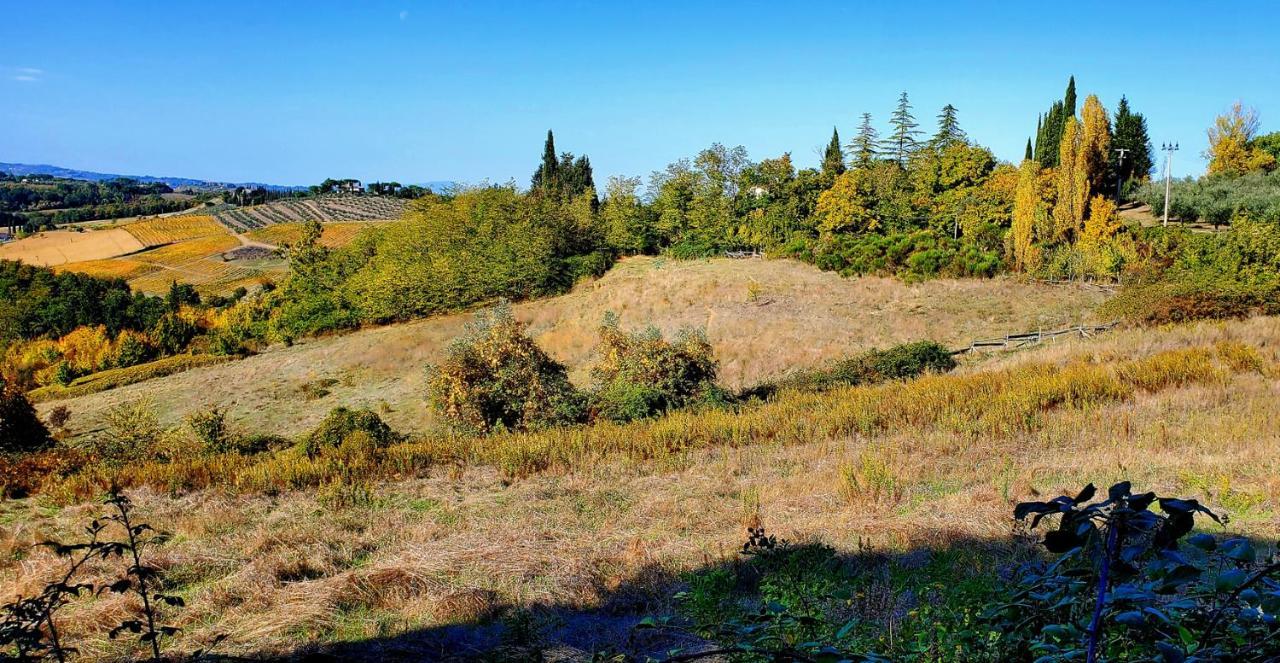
[1161,143,1179,227]
[1113,147,1129,203]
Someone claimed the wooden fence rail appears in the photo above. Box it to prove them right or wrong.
[952,321,1119,355]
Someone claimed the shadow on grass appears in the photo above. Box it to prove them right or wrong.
[246,533,1034,663]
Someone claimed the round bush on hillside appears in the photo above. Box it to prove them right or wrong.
[427,303,585,434]
[302,407,397,457]
[589,313,722,422]
[0,378,51,454]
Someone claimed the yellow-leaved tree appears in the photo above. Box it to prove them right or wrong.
[1010,159,1043,272]
[1206,102,1278,176]
[814,169,879,236]
[1053,117,1088,242]
[1081,195,1120,244]
[1079,95,1112,195]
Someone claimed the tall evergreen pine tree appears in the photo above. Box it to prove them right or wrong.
[931,104,966,146]
[1111,96,1154,193]
[1033,114,1044,161]
[1025,138,1033,161]
[847,113,879,168]
[885,92,922,166]
[822,127,846,176]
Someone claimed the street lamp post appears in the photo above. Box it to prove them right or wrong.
[1161,143,1179,227]
[1113,147,1129,203]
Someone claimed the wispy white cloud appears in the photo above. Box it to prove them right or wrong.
[8,67,43,82]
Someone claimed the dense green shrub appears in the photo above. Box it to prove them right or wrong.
[756,341,958,396]
[0,377,50,454]
[427,304,585,434]
[267,186,614,337]
[786,229,1002,280]
[1104,215,1280,324]
[589,313,726,423]
[300,407,397,457]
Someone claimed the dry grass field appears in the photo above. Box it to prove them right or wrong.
[39,217,285,296]
[3,315,1277,660]
[38,256,1107,446]
[51,257,158,280]
[0,228,146,266]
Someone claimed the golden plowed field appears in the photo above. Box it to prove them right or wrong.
[51,258,158,280]
[135,233,240,265]
[123,215,225,246]
[0,229,146,266]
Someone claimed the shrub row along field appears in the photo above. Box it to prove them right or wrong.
[26,354,233,403]
[213,196,407,230]
[1,317,1277,660]
[245,222,376,249]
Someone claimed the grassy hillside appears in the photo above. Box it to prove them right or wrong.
[3,315,1276,660]
[37,256,1107,443]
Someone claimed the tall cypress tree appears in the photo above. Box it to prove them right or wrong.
[1032,76,1079,168]
[1111,96,1154,192]
[1025,138,1034,161]
[822,127,846,176]
[1033,114,1044,163]
[847,113,879,168]
[531,130,559,191]
[931,104,965,146]
[885,91,922,166]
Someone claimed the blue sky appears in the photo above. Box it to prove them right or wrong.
[2,1,1277,186]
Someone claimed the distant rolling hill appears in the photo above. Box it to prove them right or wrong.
[3,162,457,197]
[0,162,304,191]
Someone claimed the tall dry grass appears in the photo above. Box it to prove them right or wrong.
[42,335,1276,503]
[2,319,1278,660]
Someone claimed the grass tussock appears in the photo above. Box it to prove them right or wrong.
[39,338,1275,503]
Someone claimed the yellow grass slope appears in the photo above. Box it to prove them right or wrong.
[40,256,1109,443]
[5,315,1279,660]
[0,228,145,266]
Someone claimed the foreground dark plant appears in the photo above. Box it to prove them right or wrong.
[994,481,1280,662]
[0,490,224,662]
